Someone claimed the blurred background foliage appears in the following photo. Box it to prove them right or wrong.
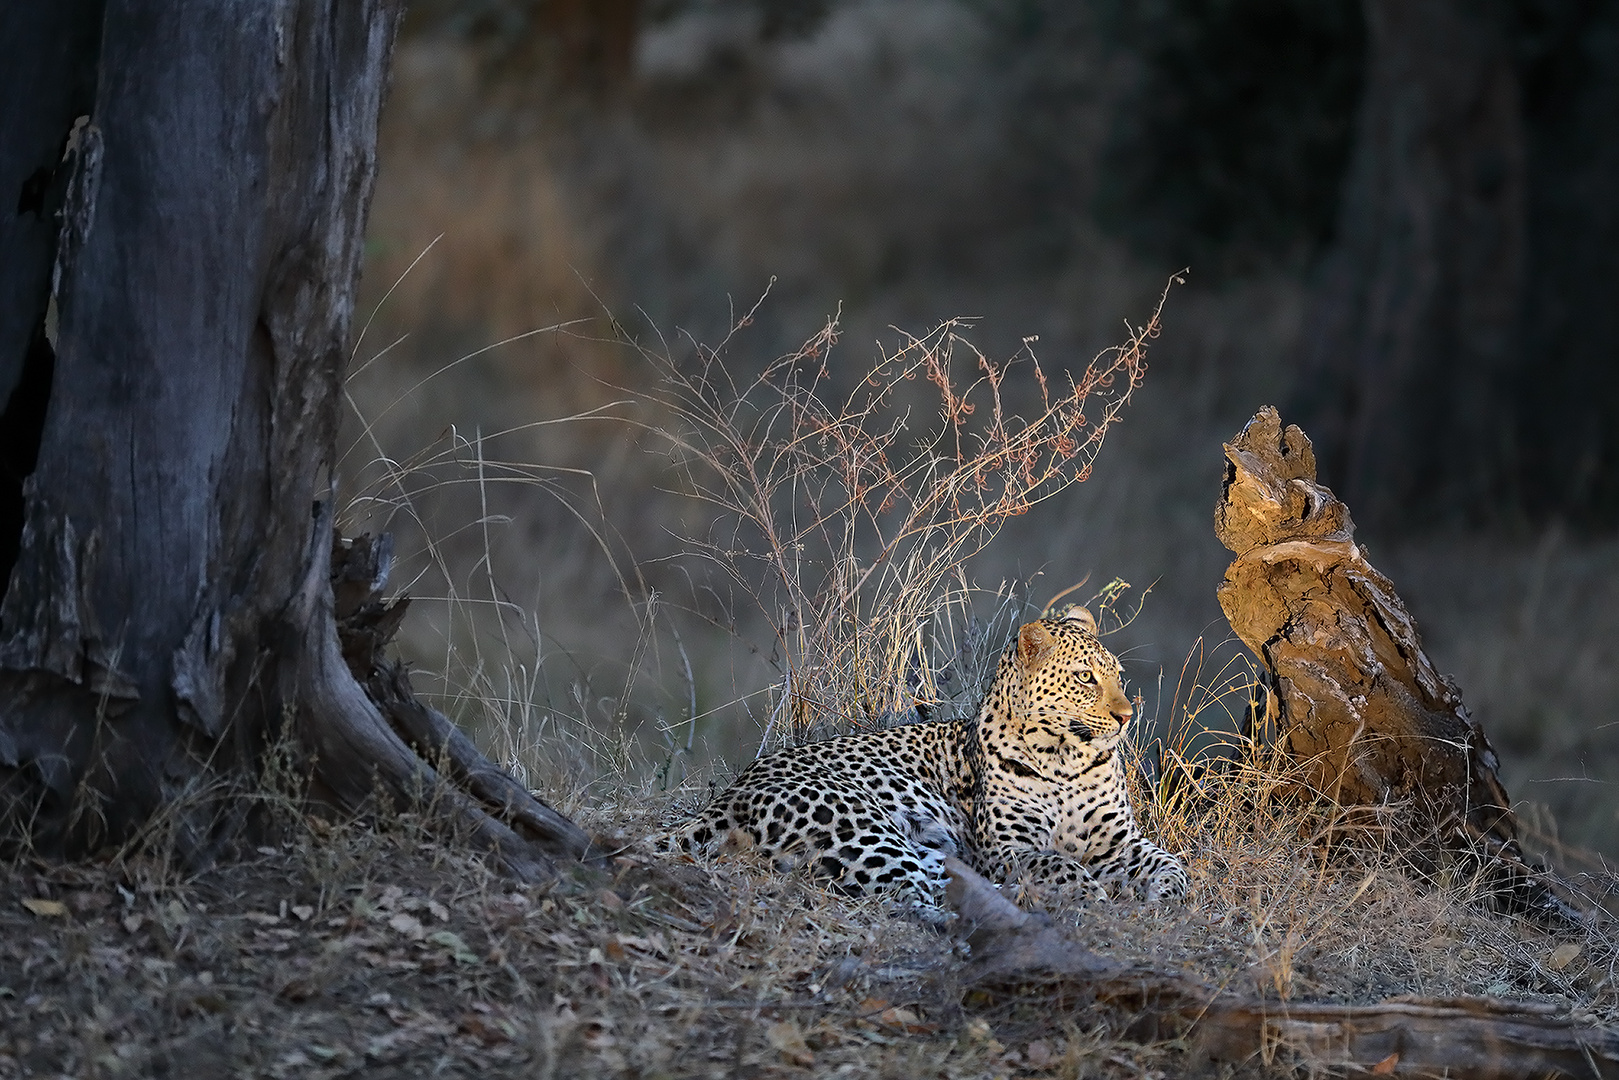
[347,0,1619,857]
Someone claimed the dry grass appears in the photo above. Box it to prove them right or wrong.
[359,0,1617,852]
[12,301,1609,1080]
[0,802,976,1079]
[335,260,1172,799]
[6,720,1616,1079]
[309,209,1619,1080]
[631,278,1167,756]
[1144,745,1618,1012]
[310,222,1619,1080]
[8,8,1618,1076]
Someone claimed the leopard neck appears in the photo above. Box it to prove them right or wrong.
[960,642,1026,789]
[936,714,978,795]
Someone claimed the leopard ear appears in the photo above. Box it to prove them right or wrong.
[1061,606,1098,635]
[1017,621,1055,669]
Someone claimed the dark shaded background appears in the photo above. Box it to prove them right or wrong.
[343,0,1619,856]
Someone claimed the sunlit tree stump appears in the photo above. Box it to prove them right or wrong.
[1214,407,1576,915]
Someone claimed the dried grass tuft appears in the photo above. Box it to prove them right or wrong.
[631,279,1172,755]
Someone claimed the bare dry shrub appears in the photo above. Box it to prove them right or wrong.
[332,249,1181,830]
[637,280,1174,754]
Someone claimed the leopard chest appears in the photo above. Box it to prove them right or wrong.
[977,740,1122,851]
[1049,749,1129,858]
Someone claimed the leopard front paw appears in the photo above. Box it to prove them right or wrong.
[1145,861,1190,903]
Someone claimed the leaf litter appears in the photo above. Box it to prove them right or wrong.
[1,791,1617,1078]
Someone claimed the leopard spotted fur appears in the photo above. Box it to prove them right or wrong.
[663,609,1189,905]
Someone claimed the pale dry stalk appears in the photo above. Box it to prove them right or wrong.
[642,279,1176,750]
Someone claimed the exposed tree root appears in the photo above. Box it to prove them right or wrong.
[289,503,594,882]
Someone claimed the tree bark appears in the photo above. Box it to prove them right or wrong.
[0,0,590,877]
[0,1,103,611]
[1213,408,1578,915]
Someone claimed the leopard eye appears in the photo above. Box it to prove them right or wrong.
[1077,669,1096,684]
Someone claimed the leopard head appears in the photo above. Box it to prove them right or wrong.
[977,608,1133,768]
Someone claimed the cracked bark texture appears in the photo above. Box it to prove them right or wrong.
[0,0,590,877]
[1214,408,1523,878]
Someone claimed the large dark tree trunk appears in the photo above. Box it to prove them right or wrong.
[0,1,590,876]
[1515,0,1619,523]
[1293,0,1526,529]
[1294,0,1619,531]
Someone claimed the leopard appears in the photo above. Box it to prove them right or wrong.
[662,607,1189,906]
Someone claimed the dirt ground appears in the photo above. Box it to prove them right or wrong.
[4,777,1615,1080]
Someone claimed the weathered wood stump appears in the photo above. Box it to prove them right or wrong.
[1214,407,1573,912]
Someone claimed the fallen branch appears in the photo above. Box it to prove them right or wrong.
[367,661,595,864]
[946,859,1619,1078]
